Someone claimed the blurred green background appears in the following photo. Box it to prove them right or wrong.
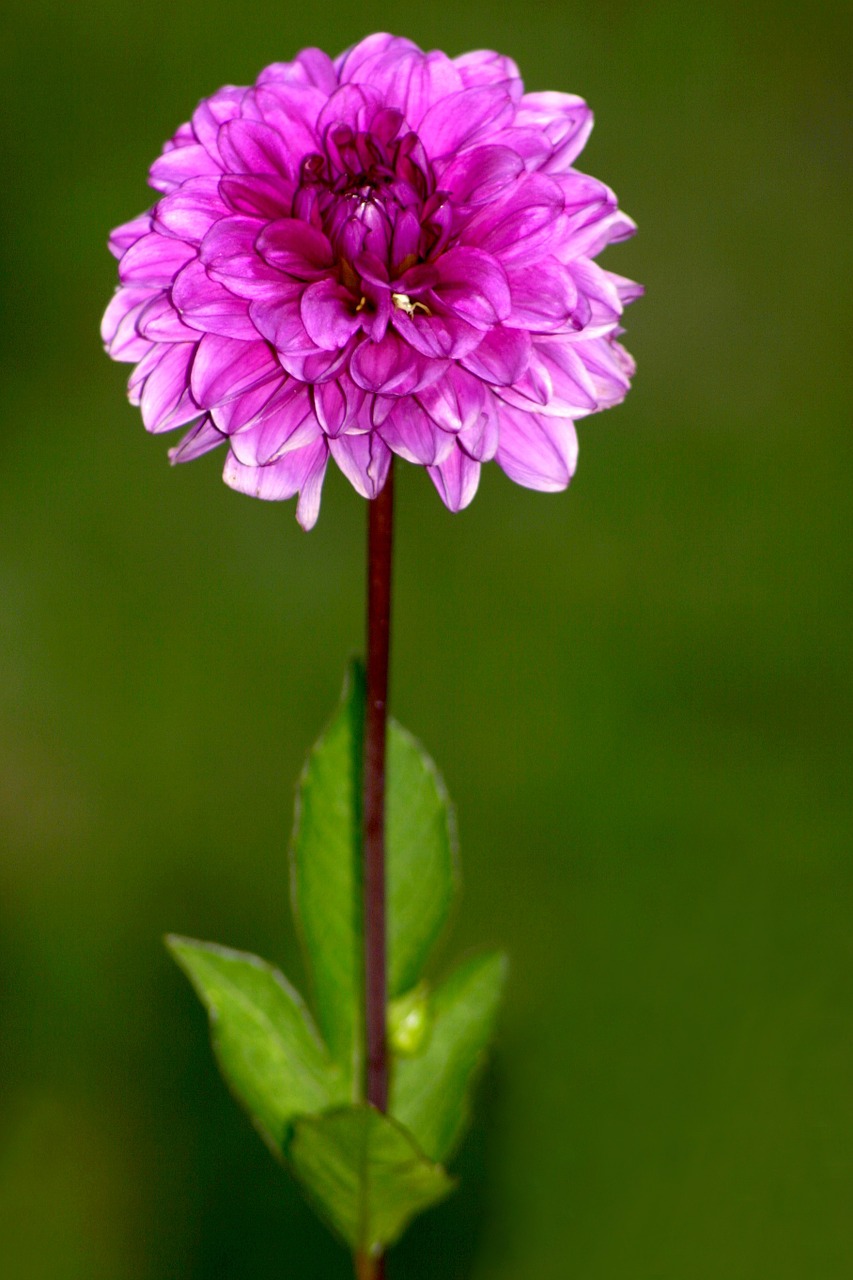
[1,1,850,1276]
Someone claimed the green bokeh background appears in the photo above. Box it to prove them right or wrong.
[1,2,850,1276]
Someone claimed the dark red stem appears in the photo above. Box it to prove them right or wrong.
[363,461,394,1115]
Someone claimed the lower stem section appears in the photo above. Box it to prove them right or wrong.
[355,1251,386,1280]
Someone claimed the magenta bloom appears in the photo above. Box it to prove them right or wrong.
[103,35,641,528]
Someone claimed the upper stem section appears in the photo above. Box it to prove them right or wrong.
[363,461,395,1113]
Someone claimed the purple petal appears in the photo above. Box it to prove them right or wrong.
[569,336,635,408]
[418,85,515,158]
[149,144,221,194]
[458,393,500,462]
[168,417,226,463]
[119,233,195,287]
[417,366,485,433]
[139,343,200,433]
[190,333,280,408]
[435,145,524,208]
[328,432,391,499]
[199,216,284,300]
[336,33,418,80]
[108,213,151,260]
[153,178,226,245]
[516,92,594,170]
[223,438,329,527]
[300,279,362,350]
[340,43,462,128]
[101,287,156,361]
[461,326,532,386]
[378,400,455,465]
[503,258,579,332]
[462,174,565,264]
[431,247,511,328]
[427,446,481,511]
[453,50,523,98]
[256,219,334,279]
[190,86,247,163]
[171,260,257,339]
[391,308,482,360]
[317,83,385,135]
[311,376,365,437]
[560,207,637,259]
[217,119,297,181]
[219,174,294,219]
[229,384,320,465]
[495,404,578,491]
[247,88,325,171]
[350,332,447,396]
[136,293,197,342]
[259,48,339,93]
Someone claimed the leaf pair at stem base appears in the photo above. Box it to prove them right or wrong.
[167,664,506,1257]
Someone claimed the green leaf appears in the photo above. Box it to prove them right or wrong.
[386,720,457,996]
[166,936,345,1151]
[290,663,365,1086]
[291,663,456,1087]
[287,1105,454,1252]
[389,952,508,1163]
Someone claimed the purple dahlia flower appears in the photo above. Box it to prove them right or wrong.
[103,34,642,528]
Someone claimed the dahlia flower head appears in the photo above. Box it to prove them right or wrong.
[103,34,641,528]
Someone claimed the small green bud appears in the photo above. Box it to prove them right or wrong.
[387,983,432,1057]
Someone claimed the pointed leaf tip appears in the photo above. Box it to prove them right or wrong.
[166,935,345,1149]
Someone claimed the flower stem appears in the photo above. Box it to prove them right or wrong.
[355,1251,385,1280]
[363,461,393,1113]
[357,462,394,1280]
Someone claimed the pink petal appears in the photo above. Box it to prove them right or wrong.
[418,86,515,158]
[453,50,523,97]
[311,377,365,437]
[256,219,334,279]
[101,287,156,361]
[191,86,247,163]
[516,92,594,170]
[300,278,363,350]
[378,400,455,465]
[149,143,221,194]
[457,393,500,462]
[108,213,151,259]
[119,233,195,287]
[435,145,525,208]
[223,438,329,528]
[139,343,200,433]
[199,216,283,300]
[391,308,482,360]
[462,174,565,264]
[219,174,295,219]
[461,326,532,386]
[427,445,481,511]
[217,119,295,180]
[190,333,280,408]
[153,178,226,245]
[168,417,226,463]
[229,384,320,465]
[503,258,579,332]
[350,332,447,396]
[252,84,325,156]
[495,404,578,491]
[136,293,197,342]
[431,247,512,328]
[171,260,257,339]
[417,366,485,433]
[328,432,391,499]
